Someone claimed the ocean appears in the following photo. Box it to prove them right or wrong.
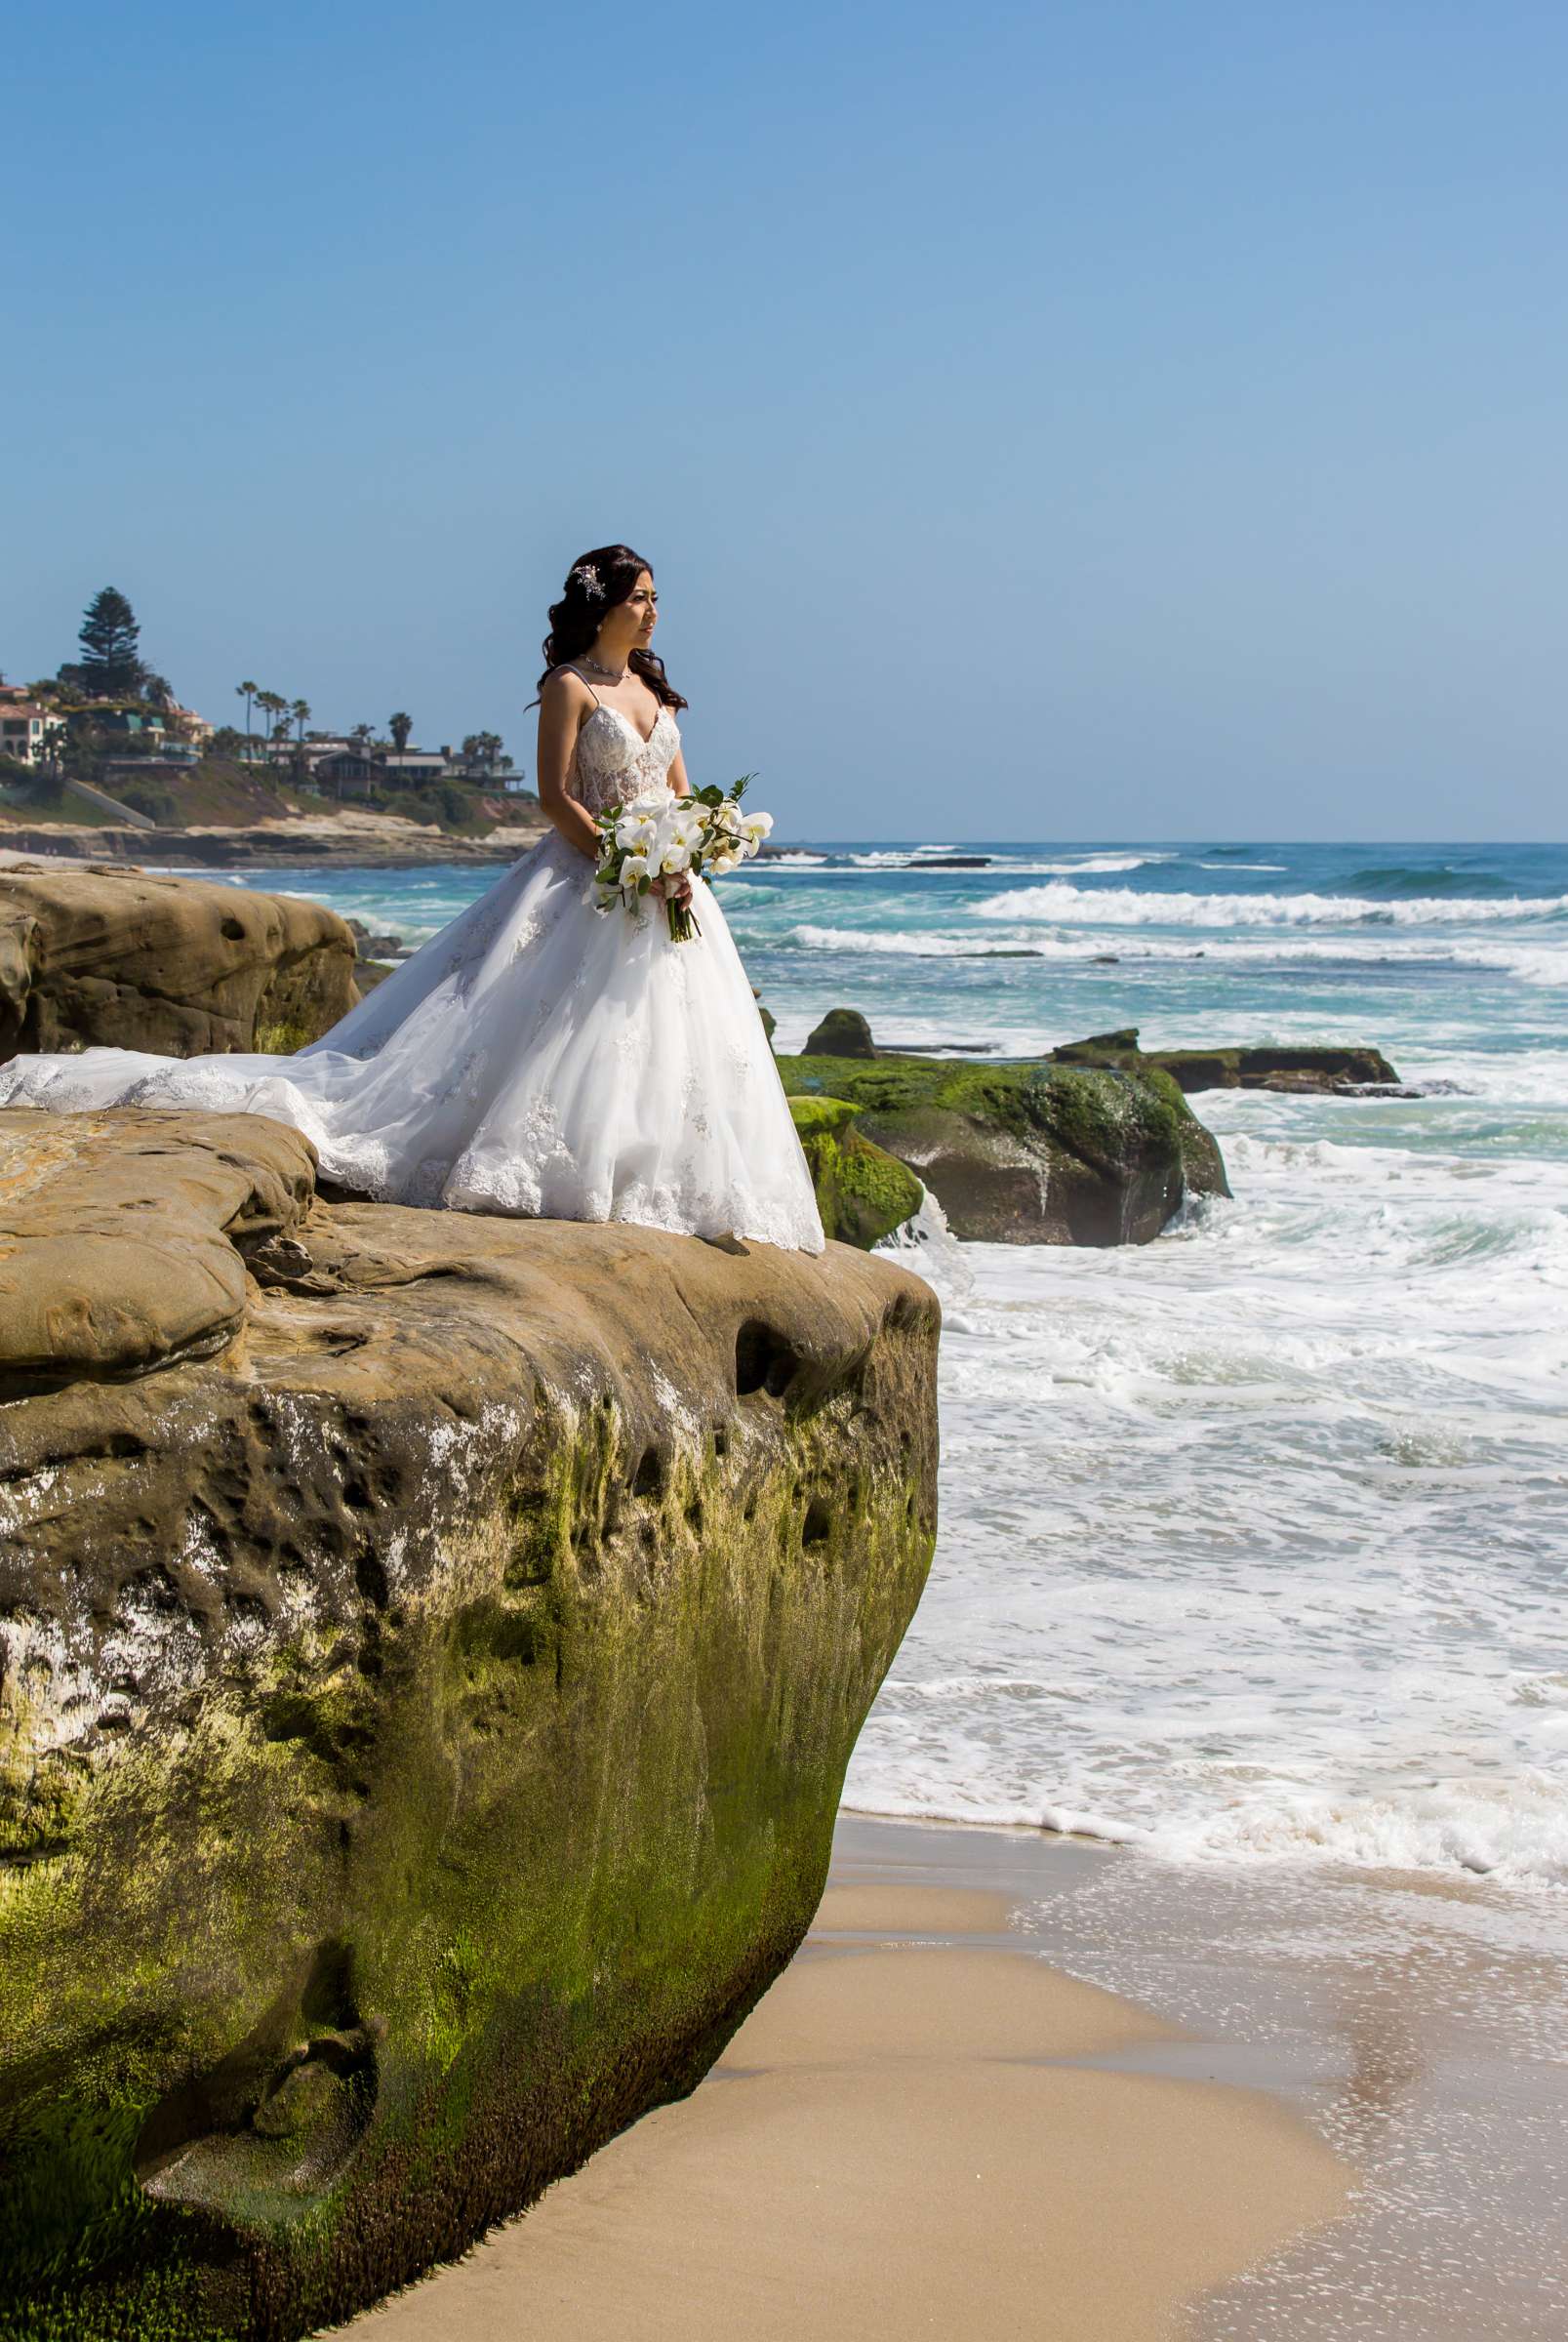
[216,841,1568,1902]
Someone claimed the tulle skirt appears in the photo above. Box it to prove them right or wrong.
[0,833,826,1254]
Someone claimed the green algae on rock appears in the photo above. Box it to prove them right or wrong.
[0,1108,939,2342]
[802,1006,876,1059]
[778,1049,1228,1245]
[788,1095,924,1250]
[1048,1027,1400,1094]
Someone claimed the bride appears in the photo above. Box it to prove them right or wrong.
[0,545,826,1256]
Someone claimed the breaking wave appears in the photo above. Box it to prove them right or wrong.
[970,882,1568,928]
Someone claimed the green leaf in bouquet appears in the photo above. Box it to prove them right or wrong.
[638,874,652,895]
[696,785,724,806]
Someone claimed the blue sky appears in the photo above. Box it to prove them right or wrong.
[5,0,1564,840]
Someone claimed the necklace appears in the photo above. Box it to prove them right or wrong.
[578,654,630,684]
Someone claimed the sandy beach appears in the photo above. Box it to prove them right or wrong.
[337,1820,1348,2341]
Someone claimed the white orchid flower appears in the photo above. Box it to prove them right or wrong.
[660,844,692,874]
[621,851,651,883]
[741,810,774,838]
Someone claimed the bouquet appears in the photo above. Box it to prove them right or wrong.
[593,773,775,942]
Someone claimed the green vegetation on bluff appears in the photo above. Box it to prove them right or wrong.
[1,586,537,841]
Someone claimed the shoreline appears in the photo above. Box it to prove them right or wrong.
[336,1816,1351,2341]
[865,1815,1568,2341]
[336,1811,1568,2339]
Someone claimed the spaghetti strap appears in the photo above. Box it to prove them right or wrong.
[567,663,600,706]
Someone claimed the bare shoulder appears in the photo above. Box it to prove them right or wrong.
[540,664,591,711]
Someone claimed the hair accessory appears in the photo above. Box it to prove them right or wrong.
[571,562,605,600]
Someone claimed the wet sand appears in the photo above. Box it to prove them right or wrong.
[339,1821,1348,2340]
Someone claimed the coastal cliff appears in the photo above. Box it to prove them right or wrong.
[0,861,360,1063]
[0,815,548,871]
[0,1109,940,2341]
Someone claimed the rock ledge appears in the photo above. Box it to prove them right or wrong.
[0,1109,939,2341]
[0,860,359,1062]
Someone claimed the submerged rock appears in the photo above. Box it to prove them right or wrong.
[0,861,359,1063]
[779,1050,1228,1245]
[1050,1028,1401,1093]
[0,1108,939,2341]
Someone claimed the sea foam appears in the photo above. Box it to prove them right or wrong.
[848,1107,1568,1891]
[969,881,1568,927]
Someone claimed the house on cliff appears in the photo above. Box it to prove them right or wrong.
[311,747,382,796]
[0,705,63,765]
[310,746,456,796]
[378,748,451,787]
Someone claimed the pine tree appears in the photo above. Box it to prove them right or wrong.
[77,587,145,699]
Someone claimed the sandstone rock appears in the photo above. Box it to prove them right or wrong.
[1050,1028,1400,1093]
[779,1051,1228,1245]
[803,1006,876,1058]
[0,1110,315,1394]
[0,862,360,1063]
[0,1109,938,2342]
[788,1095,924,1248]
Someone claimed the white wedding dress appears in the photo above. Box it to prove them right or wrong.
[0,686,826,1254]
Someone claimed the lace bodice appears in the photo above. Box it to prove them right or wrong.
[572,704,681,815]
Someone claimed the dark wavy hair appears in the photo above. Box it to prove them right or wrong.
[529,544,689,712]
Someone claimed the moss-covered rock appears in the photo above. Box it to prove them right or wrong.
[788,1095,924,1249]
[1050,1028,1400,1093]
[0,862,359,1064]
[779,1051,1228,1245]
[750,991,777,1046]
[0,1108,939,2341]
[802,1007,875,1059]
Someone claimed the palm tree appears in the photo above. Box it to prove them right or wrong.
[388,711,413,751]
[254,692,289,778]
[236,680,259,758]
[461,730,505,777]
[292,699,311,745]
